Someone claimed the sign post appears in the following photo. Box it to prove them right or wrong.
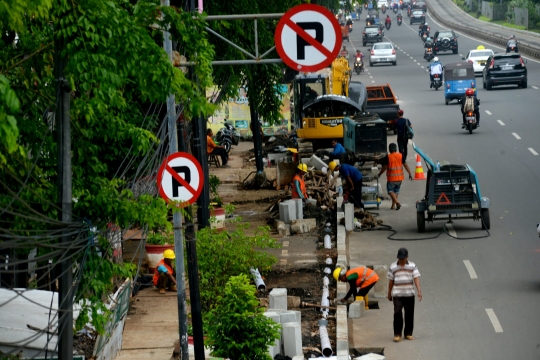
[274,4,342,72]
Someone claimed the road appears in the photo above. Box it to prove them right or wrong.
[346,9,540,360]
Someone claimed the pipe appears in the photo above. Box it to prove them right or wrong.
[321,287,329,318]
[324,234,331,249]
[319,324,333,357]
[323,276,329,287]
[325,257,333,265]
[250,267,266,291]
[324,267,331,274]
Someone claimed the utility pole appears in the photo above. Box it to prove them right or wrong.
[54,23,73,360]
[162,1,189,359]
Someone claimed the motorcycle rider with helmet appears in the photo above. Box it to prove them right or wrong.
[461,88,480,128]
[366,14,372,25]
[355,49,364,72]
[340,45,349,58]
[419,22,429,37]
[507,34,519,52]
[385,14,392,26]
[397,11,403,21]
[428,57,443,88]
[424,36,434,59]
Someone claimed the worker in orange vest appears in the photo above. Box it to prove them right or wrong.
[153,249,177,294]
[377,143,413,210]
[291,163,308,204]
[334,266,380,310]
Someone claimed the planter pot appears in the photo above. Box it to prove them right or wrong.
[210,207,226,232]
[145,244,174,273]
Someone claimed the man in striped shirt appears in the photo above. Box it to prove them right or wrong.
[387,248,422,342]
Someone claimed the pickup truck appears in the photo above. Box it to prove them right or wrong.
[365,84,400,133]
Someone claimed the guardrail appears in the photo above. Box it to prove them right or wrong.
[425,0,540,59]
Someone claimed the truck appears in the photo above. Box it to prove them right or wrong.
[365,84,400,133]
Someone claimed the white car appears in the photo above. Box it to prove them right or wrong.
[463,49,494,76]
[369,42,397,66]
[378,0,388,8]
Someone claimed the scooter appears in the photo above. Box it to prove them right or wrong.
[354,56,364,74]
[424,47,434,61]
[216,122,240,153]
[431,73,442,90]
[385,22,391,30]
[463,110,477,134]
[397,16,402,25]
[382,5,386,13]
[393,7,398,13]
[348,23,353,33]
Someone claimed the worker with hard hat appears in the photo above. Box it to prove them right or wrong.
[153,249,177,294]
[334,266,379,310]
[328,161,364,209]
[291,163,308,203]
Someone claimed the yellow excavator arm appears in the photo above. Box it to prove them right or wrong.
[330,57,351,96]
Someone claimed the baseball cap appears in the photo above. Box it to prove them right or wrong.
[397,248,408,259]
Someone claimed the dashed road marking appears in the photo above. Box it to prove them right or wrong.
[463,260,478,279]
[497,120,505,126]
[281,249,289,256]
[485,309,503,333]
[532,86,538,89]
[485,110,492,115]
[282,241,289,247]
[372,80,375,83]
[280,259,287,265]
[410,56,413,59]
[370,75,373,78]
[512,133,521,140]
[414,59,417,62]
[529,148,539,156]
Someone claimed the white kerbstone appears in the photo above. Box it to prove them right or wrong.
[282,322,302,357]
[280,310,301,325]
[345,203,354,231]
[279,201,296,224]
[336,306,349,353]
[263,312,281,357]
[269,288,288,310]
[293,199,303,220]
[348,301,365,318]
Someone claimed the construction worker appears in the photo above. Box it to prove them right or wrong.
[334,266,379,310]
[291,163,308,204]
[376,143,413,210]
[328,161,364,209]
[153,249,177,294]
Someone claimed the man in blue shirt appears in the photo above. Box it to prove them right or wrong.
[329,139,346,160]
[329,161,364,209]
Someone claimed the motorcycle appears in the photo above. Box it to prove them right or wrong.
[348,23,353,33]
[421,32,428,42]
[463,110,477,134]
[397,17,402,26]
[506,40,518,53]
[393,7,398,13]
[385,22,391,30]
[424,47,434,61]
[216,121,240,154]
[407,8,411,17]
[382,5,386,13]
[354,56,364,74]
[431,73,442,91]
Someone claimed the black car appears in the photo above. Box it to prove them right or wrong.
[483,53,527,89]
[401,0,411,9]
[410,10,425,24]
[412,1,427,12]
[433,30,458,54]
[363,25,383,46]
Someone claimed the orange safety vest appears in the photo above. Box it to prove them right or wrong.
[387,152,404,182]
[291,174,307,199]
[153,259,174,286]
[346,267,379,289]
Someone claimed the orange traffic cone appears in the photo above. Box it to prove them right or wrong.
[413,154,426,180]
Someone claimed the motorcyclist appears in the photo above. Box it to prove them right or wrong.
[397,11,403,21]
[355,49,364,59]
[393,2,399,11]
[428,57,443,88]
[424,37,434,59]
[366,14,372,25]
[340,45,349,58]
[385,15,392,24]
[507,35,518,51]
[419,22,429,37]
[461,88,480,128]
[347,17,353,27]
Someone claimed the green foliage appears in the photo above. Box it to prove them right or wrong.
[196,223,280,311]
[0,0,53,33]
[0,75,21,164]
[209,174,222,206]
[146,231,173,245]
[204,274,281,360]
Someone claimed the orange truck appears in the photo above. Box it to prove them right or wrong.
[365,84,401,133]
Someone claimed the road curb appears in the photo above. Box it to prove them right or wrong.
[425,0,540,59]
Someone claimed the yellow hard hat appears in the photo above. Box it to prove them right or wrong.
[333,267,346,281]
[163,249,176,259]
[297,163,308,172]
[287,148,298,153]
[328,161,338,172]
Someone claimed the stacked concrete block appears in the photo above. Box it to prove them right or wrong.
[308,154,327,170]
[269,288,288,310]
[372,265,388,298]
[336,305,349,353]
[336,282,347,300]
[275,220,291,236]
[282,322,302,357]
[290,218,316,234]
[279,310,301,325]
[263,312,281,358]
[348,301,366,318]
[279,201,296,224]
[344,203,354,231]
[336,225,347,271]
[293,199,303,220]
[337,349,350,360]
[336,195,344,209]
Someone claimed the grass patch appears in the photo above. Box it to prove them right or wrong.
[491,20,527,30]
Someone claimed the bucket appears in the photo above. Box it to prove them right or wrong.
[210,207,226,231]
[145,244,174,273]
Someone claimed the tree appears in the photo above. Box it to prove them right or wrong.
[205,274,281,360]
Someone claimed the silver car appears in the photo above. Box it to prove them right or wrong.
[369,42,397,66]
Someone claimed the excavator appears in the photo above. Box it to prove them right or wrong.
[293,56,367,157]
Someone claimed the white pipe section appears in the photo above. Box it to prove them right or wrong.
[249,267,266,291]
[321,287,329,318]
[324,267,332,274]
[324,234,331,249]
[319,325,333,357]
[325,257,333,265]
[323,276,329,287]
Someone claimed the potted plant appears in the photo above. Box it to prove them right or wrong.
[144,228,174,273]
[209,175,225,231]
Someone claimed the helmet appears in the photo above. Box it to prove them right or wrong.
[433,56,439,62]
[465,88,474,96]
[397,109,404,116]
[425,22,428,26]
[389,143,398,152]
[297,163,308,172]
[163,249,176,259]
[328,161,338,172]
[333,267,346,281]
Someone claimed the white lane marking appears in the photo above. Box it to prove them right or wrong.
[529,148,539,156]
[410,56,413,59]
[485,110,492,115]
[446,223,457,237]
[497,120,505,126]
[372,80,375,83]
[512,133,521,140]
[485,309,503,333]
[414,59,417,62]
[370,75,373,78]
[418,63,422,66]
[532,86,538,89]
[463,260,478,279]
[281,249,289,256]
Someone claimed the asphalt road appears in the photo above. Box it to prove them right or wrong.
[346,10,540,360]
